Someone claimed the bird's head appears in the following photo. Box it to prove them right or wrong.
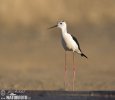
[57,20,67,29]
[48,20,67,30]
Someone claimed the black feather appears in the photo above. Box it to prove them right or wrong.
[71,35,81,51]
[71,35,88,59]
[81,53,88,59]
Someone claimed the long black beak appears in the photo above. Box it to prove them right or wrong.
[48,25,58,29]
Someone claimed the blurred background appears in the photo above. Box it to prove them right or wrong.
[0,0,115,90]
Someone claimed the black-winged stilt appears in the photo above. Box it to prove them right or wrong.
[48,20,87,91]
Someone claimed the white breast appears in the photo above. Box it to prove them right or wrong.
[61,33,78,52]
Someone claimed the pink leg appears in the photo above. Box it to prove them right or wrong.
[72,52,76,91]
[64,51,67,90]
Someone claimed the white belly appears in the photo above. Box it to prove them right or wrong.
[61,34,78,52]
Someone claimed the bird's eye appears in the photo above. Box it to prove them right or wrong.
[60,23,62,24]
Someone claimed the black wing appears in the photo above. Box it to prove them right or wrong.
[71,34,88,58]
[71,34,81,51]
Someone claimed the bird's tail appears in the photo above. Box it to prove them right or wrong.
[81,53,88,59]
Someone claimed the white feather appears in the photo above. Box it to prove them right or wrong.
[58,21,81,54]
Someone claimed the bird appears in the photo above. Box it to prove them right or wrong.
[48,20,87,91]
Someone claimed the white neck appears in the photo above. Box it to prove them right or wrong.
[61,27,68,35]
